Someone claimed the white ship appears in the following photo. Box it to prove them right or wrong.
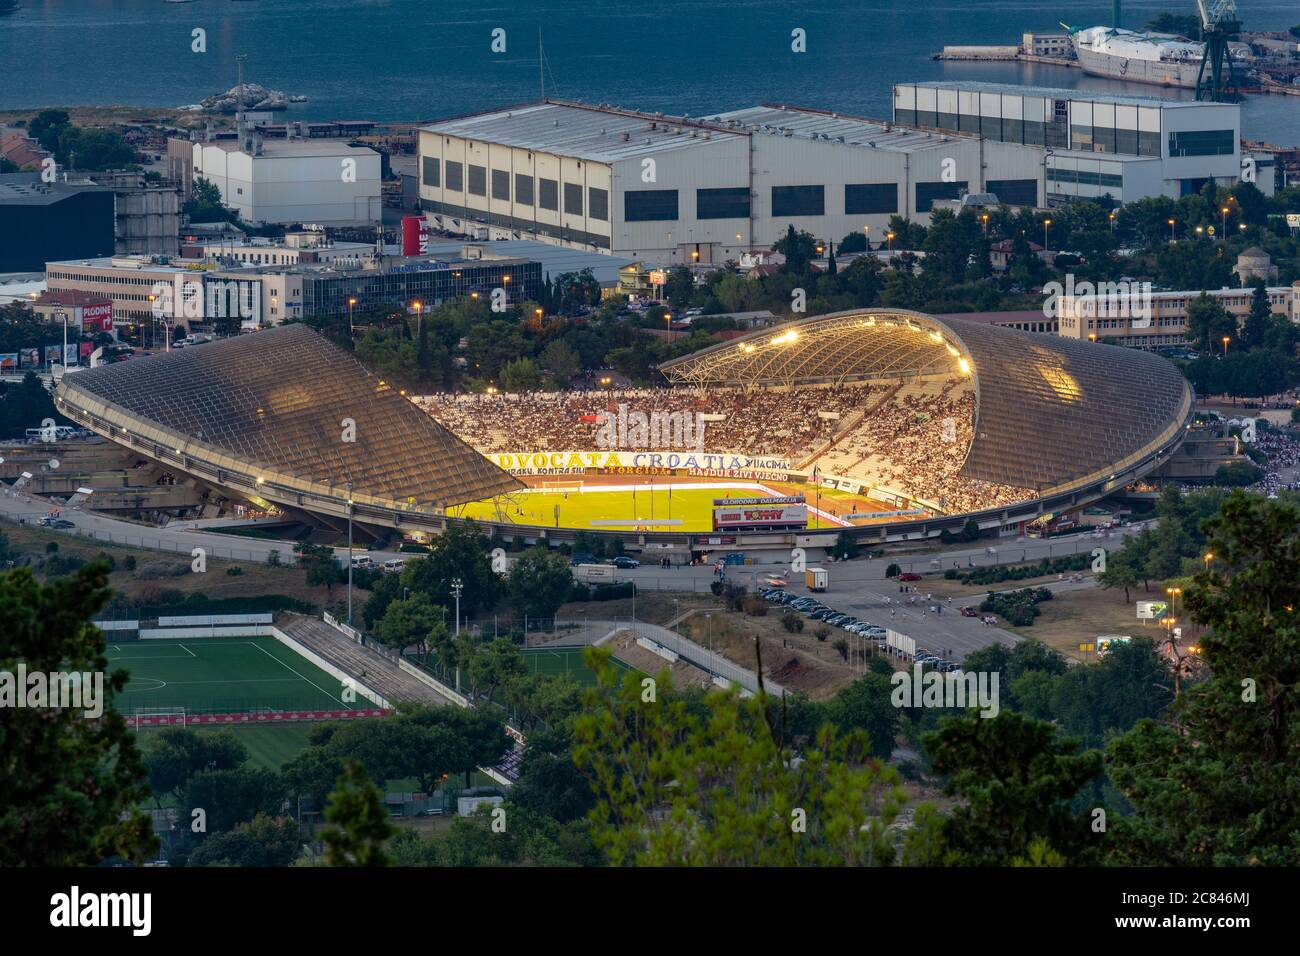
[1071,26,1208,89]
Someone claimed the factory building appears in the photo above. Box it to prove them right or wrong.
[893,82,1264,203]
[192,137,382,228]
[0,175,116,273]
[417,99,1042,263]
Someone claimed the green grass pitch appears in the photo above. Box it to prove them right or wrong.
[106,637,378,716]
[521,648,631,687]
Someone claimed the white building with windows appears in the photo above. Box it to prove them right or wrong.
[892,82,1265,204]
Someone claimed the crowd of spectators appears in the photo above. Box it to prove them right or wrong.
[811,377,1025,513]
[414,383,881,458]
[414,377,1028,515]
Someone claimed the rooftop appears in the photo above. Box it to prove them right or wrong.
[711,104,967,153]
[423,100,744,163]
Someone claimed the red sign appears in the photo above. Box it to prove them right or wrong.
[402,215,430,256]
[81,302,113,333]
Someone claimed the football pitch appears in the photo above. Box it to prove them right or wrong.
[453,484,761,532]
[522,647,630,687]
[106,637,376,717]
[451,480,888,532]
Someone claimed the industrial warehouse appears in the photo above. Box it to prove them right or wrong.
[416,82,1266,261]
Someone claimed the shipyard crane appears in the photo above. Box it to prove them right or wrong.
[1194,0,1242,102]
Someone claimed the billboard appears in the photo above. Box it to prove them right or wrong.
[1136,600,1167,620]
[81,301,113,333]
[20,348,39,368]
[487,450,791,479]
[45,345,62,366]
[0,353,16,373]
[401,215,430,256]
[712,496,807,532]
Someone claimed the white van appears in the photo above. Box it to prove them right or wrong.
[383,558,405,573]
[349,554,374,569]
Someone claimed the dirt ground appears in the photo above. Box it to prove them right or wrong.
[558,591,717,627]
[1000,582,1181,659]
[4,523,336,607]
[608,630,717,692]
[675,605,889,700]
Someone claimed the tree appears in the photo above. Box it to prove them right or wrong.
[500,356,543,392]
[1097,547,1140,603]
[180,766,285,835]
[773,225,817,274]
[506,546,573,622]
[1184,292,1237,353]
[825,673,900,759]
[538,339,581,386]
[142,728,249,803]
[373,593,446,665]
[186,813,301,867]
[321,760,395,867]
[302,544,340,594]
[0,561,156,865]
[183,176,234,223]
[400,520,501,622]
[572,648,933,865]
[1107,495,1300,865]
[922,711,1102,865]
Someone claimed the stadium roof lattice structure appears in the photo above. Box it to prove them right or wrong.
[56,325,520,526]
[659,309,1194,493]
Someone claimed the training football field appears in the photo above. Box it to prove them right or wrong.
[521,647,631,687]
[106,637,373,717]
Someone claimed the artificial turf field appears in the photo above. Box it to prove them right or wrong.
[521,647,630,687]
[107,637,377,717]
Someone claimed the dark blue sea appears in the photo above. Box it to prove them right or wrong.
[3,0,1298,143]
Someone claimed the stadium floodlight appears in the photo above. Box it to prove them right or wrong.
[957,358,972,375]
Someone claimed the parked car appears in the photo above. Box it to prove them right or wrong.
[569,553,598,566]
[51,519,76,529]
[611,555,640,569]
[898,573,923,582]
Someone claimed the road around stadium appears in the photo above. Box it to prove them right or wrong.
[2,483,1148,662]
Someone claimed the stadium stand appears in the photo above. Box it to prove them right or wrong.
[278,614,458,707]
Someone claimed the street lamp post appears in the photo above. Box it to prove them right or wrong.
[1042,217,1052,252]
[348,296,357,339]
[1223,336,1230,357]
[345,481,354,625]
[451,577,463,689]
[1168,218,1176,242]
[886,231,895,253]
[1221,206,1230,238]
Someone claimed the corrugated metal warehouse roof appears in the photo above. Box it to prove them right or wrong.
[422,100,744,163]
[712,105,964,153]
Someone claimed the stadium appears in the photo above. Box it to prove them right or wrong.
[55,310,1193,555]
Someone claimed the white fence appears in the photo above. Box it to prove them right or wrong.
[158,613,273,627]
[140,624,278,639]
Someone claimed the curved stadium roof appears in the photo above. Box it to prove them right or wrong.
[56,324,520,514]
[659,309,1194,494]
